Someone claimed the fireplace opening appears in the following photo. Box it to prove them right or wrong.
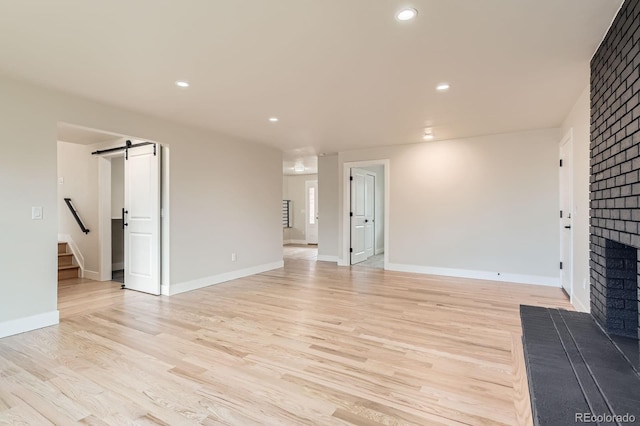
[592,239,639,339]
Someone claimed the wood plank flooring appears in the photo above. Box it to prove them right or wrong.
[0,259,572,425]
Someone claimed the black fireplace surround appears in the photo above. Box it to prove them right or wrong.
[590,0,640,340]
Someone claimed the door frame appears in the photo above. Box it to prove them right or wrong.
[559,129,574,300]
[340,159,390,268]
[305,179,318,244]
[97,140,170,294]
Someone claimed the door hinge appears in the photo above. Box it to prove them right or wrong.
[350,248,353,253]
[559,159,563,167]
[560,210,563,218]
[560,262,563,270]
[350,212,353,217]
[350,176,353,181]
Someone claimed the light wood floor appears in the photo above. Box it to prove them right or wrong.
[283,244,318,261]
[0,259,572,425]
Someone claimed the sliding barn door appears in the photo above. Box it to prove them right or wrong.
[124,144,161,295]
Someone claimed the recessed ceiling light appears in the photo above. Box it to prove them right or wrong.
[269,117,279,122]
[423,134,434,141]
[175,81,190,88]
[396,8,418,21]
[436,83,450,92]
[294,164,305,172]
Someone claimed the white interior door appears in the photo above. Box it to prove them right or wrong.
[364,173,375,258]
[351,169,366,264]
[124,144,161,295]
[305,180,318,244]
[559,134,573,296]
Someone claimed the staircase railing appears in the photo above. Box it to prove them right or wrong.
[64,198,90,234]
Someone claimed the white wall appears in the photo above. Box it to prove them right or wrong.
[335,129,561,285]
[562,85,591,312]
[282,174,317,243]
[318,155,339,260]
[363,165,385,254]
[0,73,283,337]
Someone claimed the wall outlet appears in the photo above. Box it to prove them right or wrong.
[231,253,237,262]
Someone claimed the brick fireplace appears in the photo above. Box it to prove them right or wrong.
[590,0,640,339]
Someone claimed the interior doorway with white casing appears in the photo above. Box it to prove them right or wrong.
[559,129,574,298]
[57,123,170,308]
[346,161,388,269]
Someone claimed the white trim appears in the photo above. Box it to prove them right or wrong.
[386,263,560,287]
[83,270,100,281]
[0,311,59,339]
[163,261,284,296]
[375,248,384,256]
[317,255,339,262]
[98,154,114,281]
[340,159,390,268]
[161,146,171,293]
[111,262,124,271]
[57,233,85,275]
[283,239,308,245]
[559,129,574,298]
[572,296,591,313]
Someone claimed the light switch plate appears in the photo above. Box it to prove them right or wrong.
[32,206,43,220]
[58,177,64,184]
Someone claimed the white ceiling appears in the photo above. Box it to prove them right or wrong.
[0,1,622,156]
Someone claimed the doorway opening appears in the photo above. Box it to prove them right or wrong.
[341,160,389,269]
[56,123,170,317]
[282,154,318,261]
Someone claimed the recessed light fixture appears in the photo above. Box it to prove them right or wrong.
[294,163,305,172]
[396,8,418,21]
[436,83,450,92]
[175,81,190,88]
[269,117,279,122]
[423,128,434,141]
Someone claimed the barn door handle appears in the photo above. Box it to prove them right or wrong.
[122,208,128,229]
[564,225,571,229]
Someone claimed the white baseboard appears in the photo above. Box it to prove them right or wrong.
[165,261,285,296]
[317,255,339,262]
[111,262,124,271]
[572,295,591,313]
[83,270,100,281]
[385,263,560,287]
[0,310,59,339]
[283,239,308,245]
[375,247,384,255]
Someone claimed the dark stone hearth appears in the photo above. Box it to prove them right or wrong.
[521,306,640,426]
[591,0,640,340]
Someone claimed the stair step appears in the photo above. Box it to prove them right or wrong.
[58,252,74,267]
[58,242,68,254]
[58,265,79,281]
